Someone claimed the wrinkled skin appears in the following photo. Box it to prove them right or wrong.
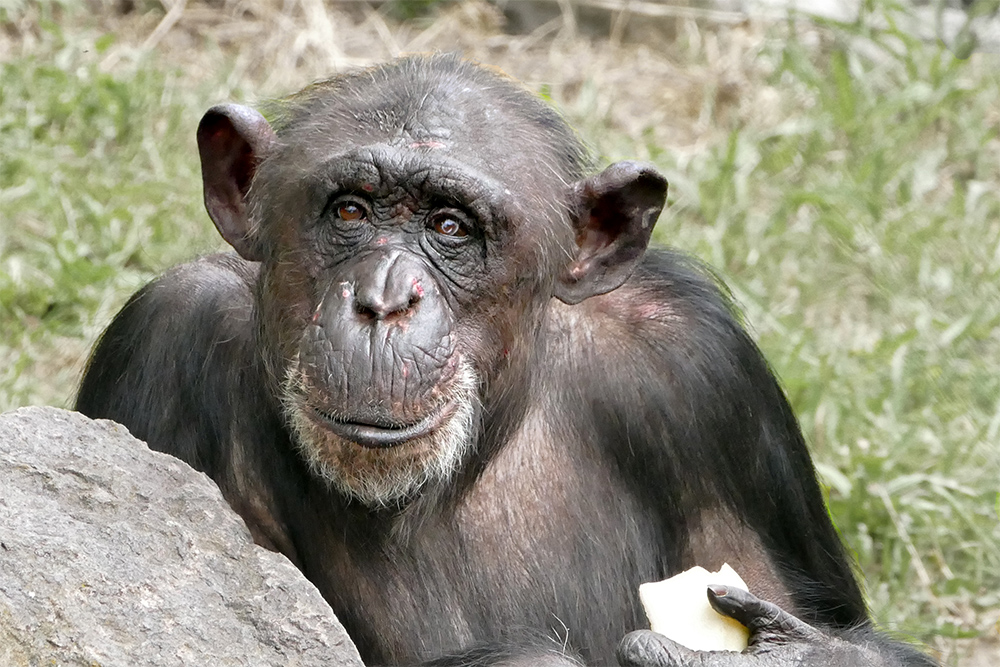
[191,64,668,507]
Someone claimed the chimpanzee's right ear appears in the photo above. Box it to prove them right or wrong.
[197,104,276,262]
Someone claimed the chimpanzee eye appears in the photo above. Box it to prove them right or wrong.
[337,202,365,221]
[325,195,369,224]
[431,214,468,238]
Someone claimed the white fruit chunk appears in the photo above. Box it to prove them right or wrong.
[638,563,750,652]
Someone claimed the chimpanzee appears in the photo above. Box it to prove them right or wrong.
[76,55,934,667]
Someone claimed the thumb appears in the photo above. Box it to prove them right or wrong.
[706,585,823,645]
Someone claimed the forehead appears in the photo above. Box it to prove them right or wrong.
[268,57,588,198]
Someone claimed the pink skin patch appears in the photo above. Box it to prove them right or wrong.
[410,140,446,149]
[412,279,424,298]
[311,298,326,324]
[362,183,375,192]
[377,237,388,246]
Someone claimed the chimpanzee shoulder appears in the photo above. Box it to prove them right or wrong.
[544,247,868,629]
[77,254,260,475]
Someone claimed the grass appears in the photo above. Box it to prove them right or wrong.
[1,16,231,408]
[647,11,1000,645]
[2,1,998,663]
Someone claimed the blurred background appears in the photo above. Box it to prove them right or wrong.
[1,0,998,664]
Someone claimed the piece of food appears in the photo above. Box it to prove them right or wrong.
[638,563,750,652]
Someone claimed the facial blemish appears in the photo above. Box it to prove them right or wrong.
[410,140,446,149]
[312,297,326,323]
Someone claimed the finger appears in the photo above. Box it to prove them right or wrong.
[617,630,696,667]
[706,585,823,643]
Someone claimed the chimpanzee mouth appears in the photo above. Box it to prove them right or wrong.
[310,401,458,449]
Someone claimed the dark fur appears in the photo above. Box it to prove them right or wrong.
[78,249,858,663]
[77,56,929,666]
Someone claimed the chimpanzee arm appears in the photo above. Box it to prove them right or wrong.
[571,249,934,666]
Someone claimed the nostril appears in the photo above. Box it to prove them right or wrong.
[407,289,421,311]
[354,291,419,322]
[354,301,381,321]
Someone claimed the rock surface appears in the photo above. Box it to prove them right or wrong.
[0,406,363,667]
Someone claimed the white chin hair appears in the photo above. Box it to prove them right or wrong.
[283,359,479,507]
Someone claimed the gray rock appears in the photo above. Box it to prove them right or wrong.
[0,406,363,667]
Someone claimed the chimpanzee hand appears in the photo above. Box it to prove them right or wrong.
[617,586,905,667]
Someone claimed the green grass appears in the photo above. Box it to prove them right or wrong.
[2,2,998,661]
[615,5,1000,649]
[0,21,230,408]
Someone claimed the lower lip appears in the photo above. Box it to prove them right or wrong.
[309,400,458,448]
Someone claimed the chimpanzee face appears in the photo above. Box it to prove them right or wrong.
[263,143,549,506]
[196,57,665,506]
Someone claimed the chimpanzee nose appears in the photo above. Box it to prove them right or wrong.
[350,250,424,321]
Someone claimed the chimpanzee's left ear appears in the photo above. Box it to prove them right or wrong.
[554,161,667,305]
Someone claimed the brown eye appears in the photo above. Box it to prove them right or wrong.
[338,202,365,221]
[432,216,467,237]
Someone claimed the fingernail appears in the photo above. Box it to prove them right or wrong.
[708,584,728,597]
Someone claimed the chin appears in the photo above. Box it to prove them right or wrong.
[282,360,479,507]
